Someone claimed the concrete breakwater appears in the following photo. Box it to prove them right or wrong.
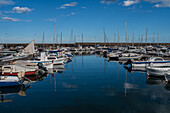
[1,43,170,48]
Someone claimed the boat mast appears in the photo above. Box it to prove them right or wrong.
[114,34,116,43]
[146,27,148,44]
[153,32,155,43]
[103,28,106,46]
[74,34,76,44]
[56,33,58,45]
[157,32,159,45]
[53,24,55,49]
[125,20,127,47]
[42,32,45,49]
[60,32,62,47]
[132,28,134,46]
[117,31,119,43]
[70,29,73,44]
[141,34,143,43]
[82,33,83,47]
[138,35,140,43]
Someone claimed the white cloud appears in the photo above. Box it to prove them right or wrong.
[57,2,78,9]
[123,0,140,6]
[47,18,56,22]
[2,17,19,21]
[63,2,77,7]
[71,12,75,15]
[100,0,117,5]
[81,6,86,9]
[13,6,32,13]
[1,16,31,22]
[62,12,76,17]
[144,0,170,8]
[0,0,14,6]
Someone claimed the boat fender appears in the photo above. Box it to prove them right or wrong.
[10,60,13,65]
[18,71,25,78]
[10,69,13,75]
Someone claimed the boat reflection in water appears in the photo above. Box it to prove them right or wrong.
[164,83,170,91]
[0,85,30,103]
[47,65,66,74]
[123,66,146,74]
[25,73,48,83]
[146,76,165,86]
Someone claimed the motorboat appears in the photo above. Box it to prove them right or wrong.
[146,66,170,77]
[118,53,143,61]
[107,52,119,60]
[27,52,53,69]
[0,76,24,87]
[1,64,38,77]
[131,57,170,68]
[47,53,65,65]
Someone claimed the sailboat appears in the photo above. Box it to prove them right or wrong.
[0,40,35,62]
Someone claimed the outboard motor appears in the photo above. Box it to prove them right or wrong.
[37,63,48,71]
[124,59,132,65]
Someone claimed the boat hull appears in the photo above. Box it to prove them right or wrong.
[147,67,170,76]
[132,61,170,68]
[53,59,64,65]
[3,71,36,76]
[119,55,142,61]
[0,76,23,87]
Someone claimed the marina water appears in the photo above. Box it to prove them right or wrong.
[0,54,170,113]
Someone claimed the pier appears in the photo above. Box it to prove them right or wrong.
[1,42,170,48]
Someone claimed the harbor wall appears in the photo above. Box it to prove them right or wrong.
[1,43,170,48]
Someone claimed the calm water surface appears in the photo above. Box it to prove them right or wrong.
[1,54,170,113]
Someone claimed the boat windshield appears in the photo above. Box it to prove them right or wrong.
[155,58,163,61]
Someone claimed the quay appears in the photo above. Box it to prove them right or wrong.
[1,42,170,48]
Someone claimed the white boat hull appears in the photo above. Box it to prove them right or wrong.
[132,63,170,68]
[147,67,170,76]
[53,59,64,65]
[0,76,23,87]
[119,55,142,61]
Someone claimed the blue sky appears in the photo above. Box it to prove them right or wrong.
[0,0,170,43]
